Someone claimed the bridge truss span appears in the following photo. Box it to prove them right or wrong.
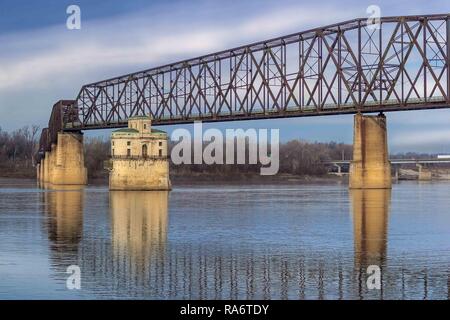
[65,14,450,130]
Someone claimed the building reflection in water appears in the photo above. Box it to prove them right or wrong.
[109,191,169,286]
[41,184,84,272]
[350,188,391,298]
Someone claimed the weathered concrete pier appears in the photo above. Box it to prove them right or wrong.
[417,164,432,181]
[37,132,87,186]
[349,113,392,189]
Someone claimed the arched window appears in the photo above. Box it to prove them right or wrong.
[142,144,148,157]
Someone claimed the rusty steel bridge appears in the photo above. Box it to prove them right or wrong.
[38,14,450,160]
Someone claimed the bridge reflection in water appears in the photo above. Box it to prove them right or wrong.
[40,187,449,299]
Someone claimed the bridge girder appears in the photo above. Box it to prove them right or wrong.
[65,14,450,130]
[36,100,78,163]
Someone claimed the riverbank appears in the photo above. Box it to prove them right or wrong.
[88,173,346,186]
[0,173,347,186]
[0,166,35,179]
[6,169,450,186]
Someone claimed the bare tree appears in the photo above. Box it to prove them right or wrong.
[30,125,40,166]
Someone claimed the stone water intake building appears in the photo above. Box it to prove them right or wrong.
[109,116,171,191]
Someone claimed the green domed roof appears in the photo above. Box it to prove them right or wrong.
[128,115,152,120]
[112,128,139,134]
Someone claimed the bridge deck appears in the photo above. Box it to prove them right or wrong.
[65,97,449,131]
[61,14,449,131]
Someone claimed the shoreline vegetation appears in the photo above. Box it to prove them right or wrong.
[88,173,347,186]
[1,126,449,182]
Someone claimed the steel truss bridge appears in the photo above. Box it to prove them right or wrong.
[38,14,450,159]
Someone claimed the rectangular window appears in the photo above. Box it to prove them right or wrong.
[127,141,131,146]
[127,149,131,157]
[144,124,147,130]
[112,141,114,146]
[112,149,114,156]
[159,141,162,146]
[159,149,162,157]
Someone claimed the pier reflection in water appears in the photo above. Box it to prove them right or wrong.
[42,184,84,273]
[19,182,450,299]
[350,189,390,299]
[352,189,390,268]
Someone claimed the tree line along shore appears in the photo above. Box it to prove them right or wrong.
[0,126,444,182]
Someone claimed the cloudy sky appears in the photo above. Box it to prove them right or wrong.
[0,0,449,153]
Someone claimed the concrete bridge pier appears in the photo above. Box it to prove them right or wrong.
[38,132,87,186]
[349,113,392,189]
[48,143,57,184]
[50,132,87,185]
[36,164,40,182]
[334,163,343,176]
[417,163,432,181]
[40,159,45,183]
[44,151,51,183]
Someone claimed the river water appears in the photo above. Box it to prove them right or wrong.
[0,178,449,300]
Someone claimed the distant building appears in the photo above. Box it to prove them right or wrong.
[109,116,171,190]
[437,155,450,159]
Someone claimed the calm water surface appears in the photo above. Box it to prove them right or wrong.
[1,178,450,299]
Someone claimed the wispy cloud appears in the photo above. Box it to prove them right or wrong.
[0,3,355,91]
